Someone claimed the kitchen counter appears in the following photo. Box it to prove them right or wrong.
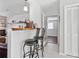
[7,29,36,58]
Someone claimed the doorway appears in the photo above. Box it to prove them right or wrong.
[47,16,58,44]
[43,15,60,56]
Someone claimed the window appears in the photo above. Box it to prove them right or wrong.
[47,17,58,29]
[48,23,54,29]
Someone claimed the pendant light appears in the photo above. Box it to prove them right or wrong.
[24,0,28,12]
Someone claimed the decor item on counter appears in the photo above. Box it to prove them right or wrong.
[25,20,33,28]
[24,0,29,12]
[11,20,35,31]
[19,20,26,23]
[12,20,15,23]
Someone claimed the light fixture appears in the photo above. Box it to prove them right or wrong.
[24,6,28,11]
[24,0,28,12]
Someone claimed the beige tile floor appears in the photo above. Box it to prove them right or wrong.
[39,36,73,58]
[40,43,72,58]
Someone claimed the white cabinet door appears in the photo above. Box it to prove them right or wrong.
[64,5,79,57]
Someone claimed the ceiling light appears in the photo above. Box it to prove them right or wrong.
[24,0,28,12]
[24,6,28,11]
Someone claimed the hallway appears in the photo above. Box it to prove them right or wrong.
[39,36,72,58]
[41,42,72,58]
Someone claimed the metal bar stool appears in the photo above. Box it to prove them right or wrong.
[23,28,40,58]
[38,28,45,57]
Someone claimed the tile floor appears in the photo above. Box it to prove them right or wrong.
[41,43,72,58]
[39,36,73,58]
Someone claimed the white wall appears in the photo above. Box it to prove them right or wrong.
[60,0,79,54]
[7,0,42,28]
[36,0,59,16]
[43,0,59,16]
[0,0,26,16]
[29,0,41,28]
[8,14,29,22]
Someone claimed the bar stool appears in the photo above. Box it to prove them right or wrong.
[38,28,45,57]
[23,28,40,58]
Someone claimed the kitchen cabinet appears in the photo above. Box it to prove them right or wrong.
[0,43,7,58]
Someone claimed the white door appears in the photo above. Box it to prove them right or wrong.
[64,4,79,57]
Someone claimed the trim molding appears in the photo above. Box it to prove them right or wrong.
[59,52,66,56]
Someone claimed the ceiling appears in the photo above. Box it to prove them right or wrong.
[0,0,59,16]
[36,0,59,16]
[0,0,25,16]
[36,0,57,7]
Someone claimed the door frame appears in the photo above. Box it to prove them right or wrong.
[44,15,60,52]
[64,3,79,57]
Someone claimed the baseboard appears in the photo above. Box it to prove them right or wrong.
[47,36,57,37]
[59,52,79,58]
[59,52,66,56]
